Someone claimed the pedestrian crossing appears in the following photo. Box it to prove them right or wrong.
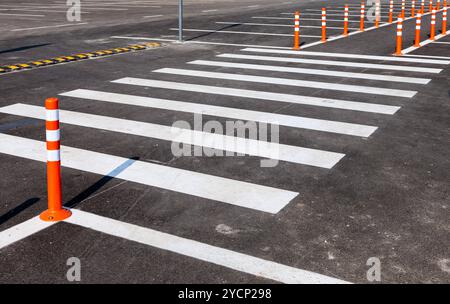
[1,39,448,283]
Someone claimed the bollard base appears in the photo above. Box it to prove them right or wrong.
[40,208,72,222]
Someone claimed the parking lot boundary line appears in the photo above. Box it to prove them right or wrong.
[65,209,351,284]
[0,133,299,214]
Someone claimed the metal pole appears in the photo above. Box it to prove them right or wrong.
[178,0,183,42]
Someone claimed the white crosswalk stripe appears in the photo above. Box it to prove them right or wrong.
[0,103,346,168]
[154,68,417,97]
[240,48,450,65]
[188,60,431,84]
[218,53,443,73]
[112,78,401,114]
[0,133,298,214]
[60,89,378,137]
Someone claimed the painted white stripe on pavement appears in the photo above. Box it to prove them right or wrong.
[61,89,377,137]
[215,21,357,30]
[0,134,298,214]
[66,209,350,284]
[0,216,56,250]
[11,22,88,31]
[0,104,345,169]
[252,16,376,23]
[218,53,442,73]
[169,28,320,38]
[189,60,430,84]
[240,47,450,65]
[154,68,417,98]
[112,78,400,115]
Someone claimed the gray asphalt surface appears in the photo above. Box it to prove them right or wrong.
[0,0,449,284]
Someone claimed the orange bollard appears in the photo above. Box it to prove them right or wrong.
[375,0,380,27]
[437,0,441,9]
[421,0,425,14]
[389,0,394,23]
[412,0,416,17]
[430,8,436,40]
[39,98,72,222]
[360,2,365,31]
[344,5,349,35]
[321,8,327,42]
[395,16,404,55]
[429,0,433,12]
[293,11,300,50]
[415,13,422,46]
[443,7,447,34]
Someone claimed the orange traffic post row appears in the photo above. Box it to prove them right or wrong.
[415,13,422,47]
[430,8,436,40]
[389,0,394,23]
[344,5,349,35]
[395,16,404,56]
[40,98,72,222]
[321,8,327,42]
[293,11,300,50]
[401,0,406,18]
[360,1,365,31]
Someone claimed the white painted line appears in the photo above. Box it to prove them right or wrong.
[431,41,450,44]
[0,133,298,214]
[216,21,357,30]
[401,30,450,54]
[169,28,320,38]
[219,53,442,73]
[190,60,430,84]
[112,78,400,115]
[240,48,450,65]
[154,68,417,98]
[143,14,163,18]
[66,209,350,284]
[202,9,218,13]
[0,104,345,169]
[0,216,56,250]
[110,36,293,49]
[402,54,450,60]
[11,22,88,31]
[61,89,377,137]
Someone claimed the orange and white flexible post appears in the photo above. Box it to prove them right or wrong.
[395,15,403,55]
[321,8,327,42]
[443,7,447,34]
[414,13,422,47]
[40,98,72,222]
[429,0,433,12]
[401,0,406,18]
[293,11,300,50]
[421,0,425,14]
[375,0,380,27]
[389,0,394,23]
[360,1,365,31]
[412,0,416,17]
[344,5,349,35]
[430,8,436,40]
[437,0,441,9]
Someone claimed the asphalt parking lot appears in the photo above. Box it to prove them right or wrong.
[0,0,449,284]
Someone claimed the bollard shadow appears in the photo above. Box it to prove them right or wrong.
[64,157,139,209]
[0,43,51,55]
[185,23,241,41]
[0,197,40,226]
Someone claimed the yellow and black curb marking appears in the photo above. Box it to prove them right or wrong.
[0,42,161,75]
